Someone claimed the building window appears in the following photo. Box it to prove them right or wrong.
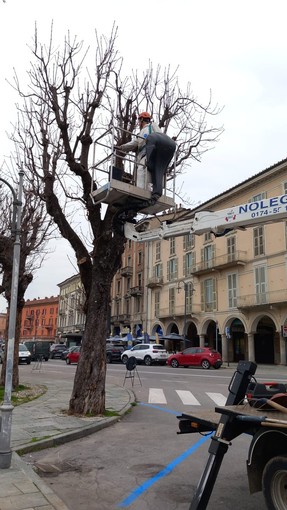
[253,226,265,257]
[135,297,141,314]
[184,251,195,277]
[183,233,194,251]
[138,273,142,287]
[250,191,267,202]
[155,241,161,261]
[186,283,194,314]
[227,236,236,261]
[204,232,212,243]
[154,263,162,278]
[49,308,54,314]
[283,181,287,194]
[255,265,267,304]
[170,237,176,256]
[138,251,142,265]
[169,287,175,315]
[227,273,237,308]
[201,244,215,269]
[167,258,178,281]
[117,280,121,294]
[201,278,217,312]
[154,291,160,318]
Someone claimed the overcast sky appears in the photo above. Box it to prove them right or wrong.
[1,0,287,312]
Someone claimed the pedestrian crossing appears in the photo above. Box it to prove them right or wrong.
[147,388,227,407]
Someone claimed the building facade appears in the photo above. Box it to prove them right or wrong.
[20,296,59,342]
[57,275,85,344]
[143,159,287,364]
[110,238,146,338]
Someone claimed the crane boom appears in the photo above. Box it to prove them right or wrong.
[124,194,287,242]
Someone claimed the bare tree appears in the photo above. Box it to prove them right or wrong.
[0,167,53,387]
[9,25,223,414]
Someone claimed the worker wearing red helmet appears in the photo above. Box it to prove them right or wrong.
[116,112,161,189]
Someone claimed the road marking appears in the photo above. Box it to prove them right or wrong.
[147,388,227,406]
[117,433,212,507]
[176,390,201,405]
[206,392,227,406]
[148,388,167,404]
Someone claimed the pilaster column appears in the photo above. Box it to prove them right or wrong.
[279,333,286,365]
[199,334,205,348]
[221,333,228,363]
[247,332,255,362]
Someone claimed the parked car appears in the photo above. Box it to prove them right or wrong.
[18,344,32,364]
[49,343,67,359]
[66,346,81,364]
[166,347,222,369]
[106,344,124,363]
[121,343,168,366]
[61,345,80,360]
[0,343,32,365]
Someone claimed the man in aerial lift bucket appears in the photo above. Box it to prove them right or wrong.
[116,112,176,200]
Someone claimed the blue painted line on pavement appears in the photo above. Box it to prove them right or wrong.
[139,402,179,415]
[117,433,211,507]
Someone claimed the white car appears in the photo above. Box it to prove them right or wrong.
[0,343,32,365]
[121,343,168,366]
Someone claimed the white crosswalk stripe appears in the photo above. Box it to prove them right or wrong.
[148,388,167,404]
[147,388,226,406]
[206,392,227,406]
[175,390,201,406]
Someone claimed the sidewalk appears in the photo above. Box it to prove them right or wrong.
[0,381,135,510]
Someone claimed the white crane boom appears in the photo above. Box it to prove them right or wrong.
[124,194,287,242]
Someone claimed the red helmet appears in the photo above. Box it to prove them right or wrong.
[138,112,151,120]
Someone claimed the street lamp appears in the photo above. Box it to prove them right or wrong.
[0,169,24,469]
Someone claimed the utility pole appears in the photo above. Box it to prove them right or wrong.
[0,169,24,468]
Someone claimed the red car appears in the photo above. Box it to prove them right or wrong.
[66,346,81,364]
[166,347,222,369]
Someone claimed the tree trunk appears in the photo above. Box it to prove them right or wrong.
[69,265,113,415]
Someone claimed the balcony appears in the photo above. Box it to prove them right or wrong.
[237,289,287,310]
[157,303,201,319]
[118,314,131,324]
[191,251,247,275]
[130,286,143,296]
[121,265,133,277]
[147,277,163,288]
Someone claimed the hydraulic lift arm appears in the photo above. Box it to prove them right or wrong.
[124,193,287,241]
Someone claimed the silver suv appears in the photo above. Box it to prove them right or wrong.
[121,343,168,366]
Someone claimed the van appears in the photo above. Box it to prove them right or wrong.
[23,340,51,361]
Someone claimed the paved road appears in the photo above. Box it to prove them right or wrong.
[20,361,286,510]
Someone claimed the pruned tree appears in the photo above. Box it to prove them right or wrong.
[8,25,223,415]
[0,166,53,387]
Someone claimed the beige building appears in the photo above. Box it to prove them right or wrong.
[110,238,146,338]
[142,158,287,364]
[57,275,85,344]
